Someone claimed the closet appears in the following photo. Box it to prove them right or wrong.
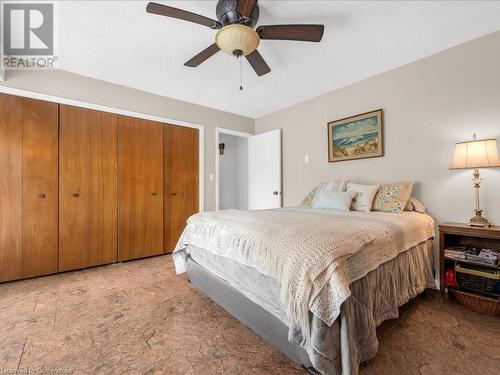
[164,125,199,252]
[0,94,23,282]
[0,94,58,282]
[22,98,59,278]
[0,92,199,283]
[118,116,164,261]
[59,105,118,271]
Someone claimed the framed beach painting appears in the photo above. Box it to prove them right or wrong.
[327,109,384,162]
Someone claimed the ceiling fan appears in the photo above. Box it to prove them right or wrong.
[146,0,325,77]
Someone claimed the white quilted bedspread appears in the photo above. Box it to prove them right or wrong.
[173,207,435,334]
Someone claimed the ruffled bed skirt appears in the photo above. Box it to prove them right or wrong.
[290,239,436,375]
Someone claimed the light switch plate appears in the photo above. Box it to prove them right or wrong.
[304,154,310,163]
[209,173,215,182]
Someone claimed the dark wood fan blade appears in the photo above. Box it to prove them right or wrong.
[257,25,325,42]
[237,0,258,18]
[184,44,221,67]
[246,50,271,76]
[146,2,219,29]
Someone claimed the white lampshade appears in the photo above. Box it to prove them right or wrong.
[215,24,260,57]
[450,138,500,169]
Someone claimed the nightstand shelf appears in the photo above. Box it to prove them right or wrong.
[439,222,500,315]
[444,256,500,271]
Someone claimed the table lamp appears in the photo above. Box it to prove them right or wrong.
[450,134,500,227]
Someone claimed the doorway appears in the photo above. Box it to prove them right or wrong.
[215,128,252,211]
[215,128,282,211]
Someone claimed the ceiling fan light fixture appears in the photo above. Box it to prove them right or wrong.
[215,24,260,57]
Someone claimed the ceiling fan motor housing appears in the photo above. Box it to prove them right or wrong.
[216,0,260,27]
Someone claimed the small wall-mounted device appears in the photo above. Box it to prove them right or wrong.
[219,143,225,155]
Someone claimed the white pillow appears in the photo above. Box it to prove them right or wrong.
[317,181,348,192]
[310,180,348,206]
[346,182,380,212]
[312,191,357,211]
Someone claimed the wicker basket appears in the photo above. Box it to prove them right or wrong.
[455,264,500,293]
[450,289,500,316]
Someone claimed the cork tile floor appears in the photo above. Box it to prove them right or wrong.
[0,255,499,375]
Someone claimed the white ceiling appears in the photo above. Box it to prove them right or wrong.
[57,1,500,118]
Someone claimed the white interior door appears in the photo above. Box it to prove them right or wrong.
[248,129,282,210]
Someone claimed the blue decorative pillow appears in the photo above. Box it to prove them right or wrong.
[312,191,357,211]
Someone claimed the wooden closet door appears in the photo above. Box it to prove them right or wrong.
[164,125,199,253]
[118,116,163,261]
[0,94,22,282]
[22,98,58,278]
[59,105,118,271]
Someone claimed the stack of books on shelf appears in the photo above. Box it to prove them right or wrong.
[445,246,499,267]
[444,246,466,260]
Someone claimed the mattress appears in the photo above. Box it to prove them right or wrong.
[174,206,435,333]
[185,211,434,327]
[187,244,287,324]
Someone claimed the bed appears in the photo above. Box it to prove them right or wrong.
[173,206,436,375]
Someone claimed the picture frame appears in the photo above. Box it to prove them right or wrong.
[327,109,384,163]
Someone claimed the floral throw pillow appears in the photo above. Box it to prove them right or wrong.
[301,186,318,205]
[373,182,413,213]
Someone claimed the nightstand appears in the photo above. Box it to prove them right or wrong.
[439,222,500,314]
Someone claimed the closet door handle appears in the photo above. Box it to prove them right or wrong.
[171,193,177,196]
[151,192,157,196]
[38,193,46,199]
[73,193,80,198]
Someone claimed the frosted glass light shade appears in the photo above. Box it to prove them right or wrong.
[450,138,500,169]
[215,24,260,56]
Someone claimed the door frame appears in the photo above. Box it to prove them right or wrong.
[0,86,205,212]
[215,127,253,211]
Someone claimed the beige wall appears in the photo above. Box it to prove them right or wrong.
[3,30,500,225]
[256,30,500,227]
[0,69,254,211]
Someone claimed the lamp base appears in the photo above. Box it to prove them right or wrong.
[467,169,491,228]
[469,210,491,228]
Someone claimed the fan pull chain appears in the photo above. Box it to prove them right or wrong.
[239,56,243,91]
